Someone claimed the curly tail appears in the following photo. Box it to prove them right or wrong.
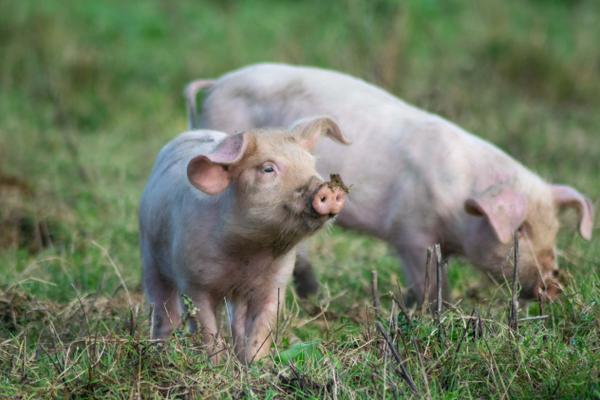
[183,79,214,130]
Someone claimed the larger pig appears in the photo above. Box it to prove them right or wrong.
[186,63,594,304]
[139,117,349,362]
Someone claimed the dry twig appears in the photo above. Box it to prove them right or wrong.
[508,233,520,331]
[375,321,418,395]
[371,270,382,320]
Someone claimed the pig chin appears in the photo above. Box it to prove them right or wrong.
[284,207,332,236]
[283,199,333,235]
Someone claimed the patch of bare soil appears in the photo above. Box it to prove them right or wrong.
[0,287,145,338]
[0,289,54,333]
[0,171,64,253]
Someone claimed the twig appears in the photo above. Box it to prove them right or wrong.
[276,287,281,344]
[508,233,520,331]
[539,292,548,342]
[421,247,433,314]
[375,321,418,395]
[371,270,382,320]
[518,315,548,322]
[434,244,443,319]
[474,309,483,340]
[434,244,446,344]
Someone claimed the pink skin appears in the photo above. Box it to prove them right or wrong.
[139,117,350,363]
[187,63,595,304]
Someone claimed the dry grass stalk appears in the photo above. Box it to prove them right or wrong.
[375,321,418,395]
[509,233,520,331]
[370,270,382,320]
[421,247,433,314]
[434,244,443,319]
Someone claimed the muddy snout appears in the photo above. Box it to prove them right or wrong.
[311,174,349,217]
[535,278,563,301]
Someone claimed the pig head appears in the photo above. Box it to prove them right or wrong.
[464,178,594,301]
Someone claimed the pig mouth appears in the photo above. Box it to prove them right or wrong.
[519,274,564,302]
[282,202,334,233]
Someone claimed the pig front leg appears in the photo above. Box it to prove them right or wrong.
[237,287,284,363]
[231,302,248,359]
[187,291,223,362]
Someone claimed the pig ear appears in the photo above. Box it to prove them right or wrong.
[465,188,528,243]
[291,116,351,152]
[551,184,594,240]
[187,133,248,195]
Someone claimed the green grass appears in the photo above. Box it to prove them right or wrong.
[1,0,599,398]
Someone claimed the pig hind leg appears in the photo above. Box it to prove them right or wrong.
[143,256,182,339]
[187,291,223,362]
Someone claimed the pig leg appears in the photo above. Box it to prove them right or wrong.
[187,291,222,361]
[240,287,284,363]
[143,263,182,339]
[396,242,449,307]
[231,302,248,360]
[293,245,319,298]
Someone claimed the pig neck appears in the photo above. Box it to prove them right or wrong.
[216,190,299,263]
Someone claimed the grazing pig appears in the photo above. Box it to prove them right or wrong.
[139,117,349,363]
[185,63,594,304]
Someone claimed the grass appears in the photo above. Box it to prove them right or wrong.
[1,0,599,398]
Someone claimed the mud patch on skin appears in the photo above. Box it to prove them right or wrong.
[326,173,350,194]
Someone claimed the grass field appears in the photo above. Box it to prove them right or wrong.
[1,0,599,398]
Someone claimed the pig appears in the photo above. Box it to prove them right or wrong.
[139,117,349,363]
[185,63,594,304]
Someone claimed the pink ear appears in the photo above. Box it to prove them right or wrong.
[465,187,528,243]
[552,184,594,240]
[187,133,248,195]
[290,116,351,152]
[205,133,248,164]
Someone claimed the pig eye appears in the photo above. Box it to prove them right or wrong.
[260,163,277,174]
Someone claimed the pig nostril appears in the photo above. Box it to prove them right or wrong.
[320,196,327,202]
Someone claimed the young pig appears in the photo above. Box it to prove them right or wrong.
[185,63,594,304]
[139,117,349,363]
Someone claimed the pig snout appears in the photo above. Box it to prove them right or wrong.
[312,184,346,216]
[535,275,564,302]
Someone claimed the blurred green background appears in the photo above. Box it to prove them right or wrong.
[0,0,599,398]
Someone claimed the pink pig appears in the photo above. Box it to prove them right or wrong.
[186,63,594,304]
[139,118,349,362]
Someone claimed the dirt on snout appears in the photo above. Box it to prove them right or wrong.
[326,173,350,193]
